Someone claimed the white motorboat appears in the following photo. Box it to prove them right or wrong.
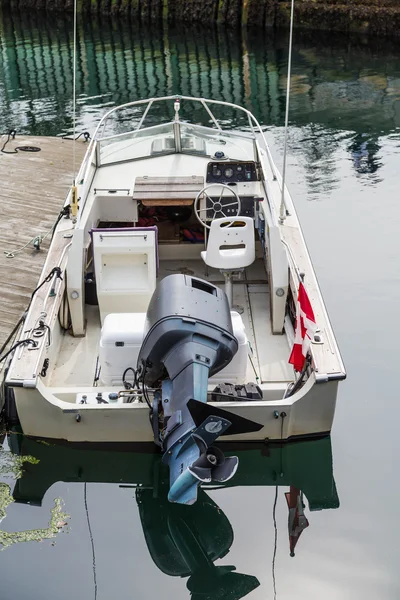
[3,96,345,501]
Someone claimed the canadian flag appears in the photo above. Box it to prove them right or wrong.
[289,282,317,372]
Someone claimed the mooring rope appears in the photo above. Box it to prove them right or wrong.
[3,208,70,258]
[1,130,41,154]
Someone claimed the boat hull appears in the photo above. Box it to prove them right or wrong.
[10,375,338,443]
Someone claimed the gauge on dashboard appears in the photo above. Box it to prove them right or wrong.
[206,161,257,183]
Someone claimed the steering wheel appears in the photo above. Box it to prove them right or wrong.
[194,184,241,230]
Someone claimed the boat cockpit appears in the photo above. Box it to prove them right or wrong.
[57,97,294,397]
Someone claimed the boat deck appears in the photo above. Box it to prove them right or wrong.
[50,258,293,388]
[0,135,87,357]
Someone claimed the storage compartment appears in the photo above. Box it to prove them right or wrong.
[99,313,147,386]
[99,310,249,388]
[137,205,204,245]
[92,227,158,322]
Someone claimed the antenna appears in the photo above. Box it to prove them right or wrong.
[279,0,295,224]
[70,0,78,219]
[72,0,77,182]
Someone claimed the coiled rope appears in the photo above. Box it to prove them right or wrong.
[1,130,41,154]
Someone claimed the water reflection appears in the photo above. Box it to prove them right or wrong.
[348,133,382,178]
[3,434,339,598]
[285,124,343,198]
[1,9,400,138]
[1,9,399,198]
[137,488,260,600]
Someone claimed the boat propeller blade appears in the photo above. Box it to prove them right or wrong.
[188,445,239,484]
[167,415,240,504]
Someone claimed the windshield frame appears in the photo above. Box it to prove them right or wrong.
[97,120,257,166]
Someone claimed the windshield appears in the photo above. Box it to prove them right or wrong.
[180,123,255,161]
[98,122,255,166]
[99,123,175,166]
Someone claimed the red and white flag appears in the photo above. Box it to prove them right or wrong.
[289,282,317,372]
[285,486,309,557]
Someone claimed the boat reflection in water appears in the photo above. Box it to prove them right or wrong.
[9,436,339,599]
[137,488,260,600]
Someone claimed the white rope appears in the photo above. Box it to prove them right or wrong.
[4,225,55,258]
[72,0,77,184]
[279,0,295,224]
[3,213,71,258]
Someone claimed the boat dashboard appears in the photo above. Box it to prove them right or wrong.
[206,161,259,184]
[203,161,260,219]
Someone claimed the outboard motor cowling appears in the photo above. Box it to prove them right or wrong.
[139,274,237,385]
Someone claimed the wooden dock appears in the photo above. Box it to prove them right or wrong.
[0,135,87,352]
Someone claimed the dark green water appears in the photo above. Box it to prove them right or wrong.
[1,9,400,599]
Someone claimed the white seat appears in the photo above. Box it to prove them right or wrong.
[201,217,255,307]
[201,217,255,270]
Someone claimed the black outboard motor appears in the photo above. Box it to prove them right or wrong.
[137,274,262,505]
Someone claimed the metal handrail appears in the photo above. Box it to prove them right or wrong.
[93,95,257,136]
[94,96,279,179]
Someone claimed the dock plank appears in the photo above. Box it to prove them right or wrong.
[0,135,87,351]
